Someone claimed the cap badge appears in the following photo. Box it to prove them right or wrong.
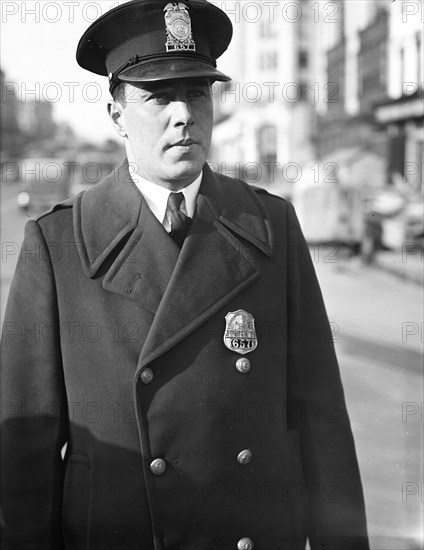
[224,310,258,355]
[164,2,196,52]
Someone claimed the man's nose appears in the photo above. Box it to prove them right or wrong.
[171,100,195,127]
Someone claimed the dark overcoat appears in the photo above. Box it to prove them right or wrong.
[1,161,368,550]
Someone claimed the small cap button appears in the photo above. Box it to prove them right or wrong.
[237,538,254,550]
[237,449,252,465]
[235,357,251,374]
[140,368,154,384]
[150,458,166,476]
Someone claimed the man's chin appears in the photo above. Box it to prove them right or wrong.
[165,159,205,183]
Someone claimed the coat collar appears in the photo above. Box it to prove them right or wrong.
[74,158,143,279]
[74,159,273,280]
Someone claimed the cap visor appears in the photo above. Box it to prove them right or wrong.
[118,58,231,83]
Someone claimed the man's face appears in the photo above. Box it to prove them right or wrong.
[113,78,214,190]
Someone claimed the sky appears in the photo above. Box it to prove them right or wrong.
[1,0,238,143]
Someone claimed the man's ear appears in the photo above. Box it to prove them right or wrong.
[107,101,127,138]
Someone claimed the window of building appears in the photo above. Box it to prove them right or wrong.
[379,42,387,89]
[359,42,386,97]
[400,46,405,93]
[260,51,278,71]
[327,48,345,110]
[415,138,423,192]
[298,49,309,69]
[299,82,308,102]
[260,21,277,39]
[416,32,423,84]
[258,125,277,184]
[388,124,405,181]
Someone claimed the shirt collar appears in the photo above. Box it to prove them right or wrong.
[126,142,203,223]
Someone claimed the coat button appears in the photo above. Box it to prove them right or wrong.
[237,538,254,550]
[235,357,251,373]
[140,368,154,384]
[237,449,252,465]
[150,458,166,475]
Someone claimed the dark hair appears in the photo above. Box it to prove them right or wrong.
[112,82,128,107]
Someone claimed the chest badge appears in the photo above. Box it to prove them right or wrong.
[164,3,196,52]
[224,310,258,355]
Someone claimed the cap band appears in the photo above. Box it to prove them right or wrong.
[108,53,217,93]
[106,30,210,77]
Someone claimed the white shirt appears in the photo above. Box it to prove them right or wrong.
[126,143,202,232]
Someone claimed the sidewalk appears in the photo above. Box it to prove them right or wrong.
[372,248,423,285]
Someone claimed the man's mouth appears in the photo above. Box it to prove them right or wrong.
[171,139,199,147]
[168,139,201,153]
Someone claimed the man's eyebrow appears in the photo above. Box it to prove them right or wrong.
[187,79,212,89]
[142,79,211,92]
[186,78,211,86]
[139,83,173,94]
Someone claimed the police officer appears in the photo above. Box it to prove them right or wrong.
[1,1,369,549]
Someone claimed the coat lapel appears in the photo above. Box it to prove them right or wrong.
[74,159,180,314]
[101,200,180,313]
[137,166,274,370]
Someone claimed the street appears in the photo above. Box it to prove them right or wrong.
[1,185,423,550]
[315,257,423,550]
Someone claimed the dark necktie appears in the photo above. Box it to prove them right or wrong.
[168,192,192,247]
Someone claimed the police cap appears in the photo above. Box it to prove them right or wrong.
[76,0,233,93]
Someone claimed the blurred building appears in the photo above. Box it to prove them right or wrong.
[211,0,423,197]
[210,0,323,195]
[375,0,423,193]
[0,68,21,157]
[1,66,57,160]
[17,100,56,144]
[317,0,423,192]
[316,1,390,157]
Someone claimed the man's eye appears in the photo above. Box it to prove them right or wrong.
[189,89,208,100]
[151,93,171,103]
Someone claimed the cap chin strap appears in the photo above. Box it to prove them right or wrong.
[109,56,141,94]
[108,52,217,94]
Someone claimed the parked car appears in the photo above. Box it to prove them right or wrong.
[292,175,364,248]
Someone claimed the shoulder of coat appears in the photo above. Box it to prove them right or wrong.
[248,184,288,204]
[35,197,74,223]
[214,170,287,204]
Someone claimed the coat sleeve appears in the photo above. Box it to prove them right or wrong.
[1,219,67,549]
[285,202,369,549]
